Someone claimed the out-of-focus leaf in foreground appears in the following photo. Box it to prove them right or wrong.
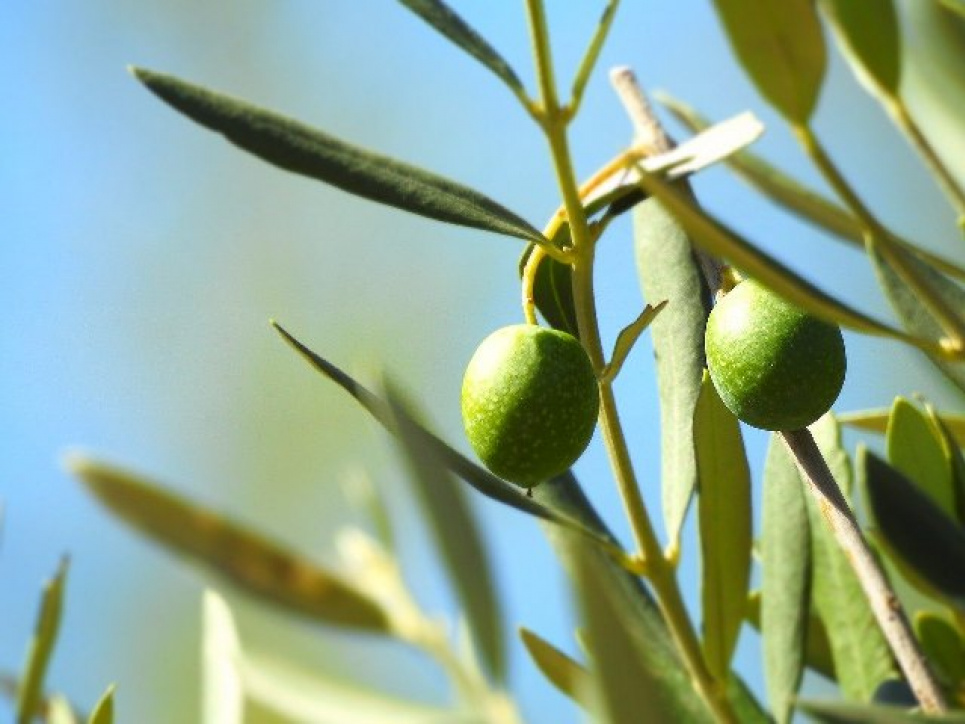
[131,67,546,245]
[67,455,390,632]
[519,627,591,708]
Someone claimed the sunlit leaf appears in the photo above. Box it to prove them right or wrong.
[915,612,965,685]
[926,404,965,523]
[602,301,667,383]
[869,241,965,393]
[818,0,901,96]
[860,447,965,610]
[694,372,752,681]
[574,542,714,723]
[131,68,545,244]
[383,382,505,681]
[885,397,957,518]
[806,421,896,700]
[633,197,708,556]
[68,455,390,632]
[840,408,965,446]
[87,685,115,724]
[798,698,965,723]
[201,590,244,724]
[631,168,923,343]
[17,558,68,724]
[396,0,527,101]
[746,591,835,681]
[48,697,78,724]
[710,0,826,124]
[657,94,965,282]
[271,322,622,552]
[519,628,591,708]
[761,435,812,723]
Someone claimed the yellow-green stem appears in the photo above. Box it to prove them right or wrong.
[524,3,736,721]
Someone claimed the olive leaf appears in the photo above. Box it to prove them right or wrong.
[68,455,390,632]
[88,685,115,724]
[797,699,965,723]
[885,397,957,518]
[17,558,68,724]
[710,0,826,124]
[806,419,896,701]
[382,381,505,681]
[839,407,965,446]
[762,434,812,724]
[694,372,752,682]
[915,612,965,685]
[601,300,668,383]
[746,591,835,681]
[518,628,591,708]
[201,590,244,724]
[818,0,902,98]
[634,197,708,555]
[131,67,546,245]
[394,0,528,104]
[860,447,965,610]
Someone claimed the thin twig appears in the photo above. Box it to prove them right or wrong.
[781,428,947,714]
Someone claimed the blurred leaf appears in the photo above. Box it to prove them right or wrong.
[201,590,244,724]
[396,0,526,101]
[916,612,965,685]
[860,448,965,610]
[939,0,965,20]
[818,0,901,96]
[17,558,68,724]
[242,652,469,723]
[519,245,577,336]
[271,322,623,553]
[886,397,957,517]
[694,372,752,681]
[602,301,668,383]
[68,455,390,632]
[657,95,965,282]
[633,197,708,555]
[710,0,826,124]
[87,685,115,724]
[48,697,78,724]
[761,435,812,723]
[806,423,896,700]
[869,241,965,393]
[631,168,922,343]
[926,404,965,522]
[747,590,836,681]
[841,408,965,446]
[574,542,714,724]
[131,67,545,245]
[798,699,965,722]
[519,628,591,708]
[383,382,505,681]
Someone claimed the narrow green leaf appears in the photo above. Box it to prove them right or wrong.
[201,590,243,724]
[761,435,812,723]
[841,408,965,447]
[632,167,924,343]
[860,447,965,610]
[806,421,897,701]
[518,628,591,708]
[798,698,965,723]
[67,455,390,632]
[925,404,965,522]
[518,245,577,337]
[396,0,526,101]
[383,382,505,681]
[49,696,78,724]
[746,590,836,681]
[869,241,965,393]
[710,0,827,124]
[633,197,708,555]
[601,301,667,383]
[131,67,545,244]
[271,322,623,553]
[819,0,902,97]
[939,0,965,20]
[87,685,115,724]
[17,558,68,724]
[657,94,965,282]
[694,372,752,681]
[915,611,965,684]
[885,397,957,518]
[574,542,714,724]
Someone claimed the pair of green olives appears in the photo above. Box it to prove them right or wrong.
[461,279,846,487]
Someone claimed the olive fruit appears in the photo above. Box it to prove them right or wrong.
[704,279,846,431]
[461,324,599,488]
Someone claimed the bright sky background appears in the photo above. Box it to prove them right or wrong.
[3,2,964,722]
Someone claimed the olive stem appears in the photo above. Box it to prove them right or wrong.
[781,428,947,714]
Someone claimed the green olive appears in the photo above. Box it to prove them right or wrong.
[705,279,846,431]
[461,325,599,488]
